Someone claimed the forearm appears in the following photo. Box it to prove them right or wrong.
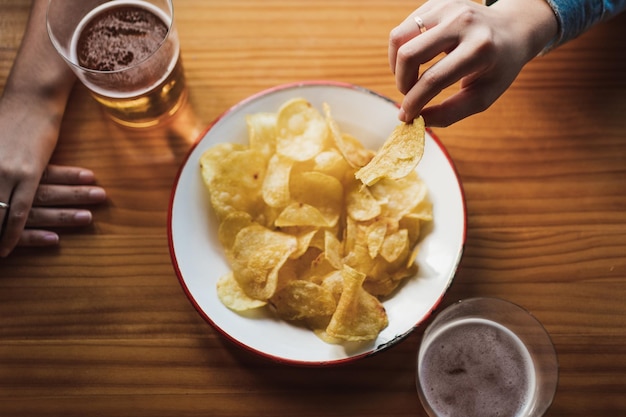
[2,0,75,115]
[489,0,559,60]
[0,0,77,169]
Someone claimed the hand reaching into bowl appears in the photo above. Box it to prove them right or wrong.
[389,0,558,127]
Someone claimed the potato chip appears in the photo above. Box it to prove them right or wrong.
[262,153,294,208]
[380,229,409,263]
[200,147,267,221]
[275,202,331,228]
[280,226,329,252]
[270,280,336,321]
[365,247,418,297]
[275,259,298,293]
[407,245,420,268]
[290,228,318,259]
[363,266,402,297]
[323,103,374,168]
[346,181,381,221]
[313,149,352,181]
[366,219,388,259]
[295,248,337,284]
[321,270,344,302]
[290,171,343,227]
[411,197,434,221]
[276,98,328,161]
[355,116,425,186]
[217,272,267,311]
[370,171,428,221]
[247,112,277,158]
[323,230,343,270]
[326,265,388,341]
[400,213,423,248]
[340,133,376,167]
[343,242,376,277]
[218,211,253,250]
[200,142,246,185]
[230,224,298,300]
[342,215,358,256]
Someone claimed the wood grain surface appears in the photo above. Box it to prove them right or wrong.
[1,0,625,415]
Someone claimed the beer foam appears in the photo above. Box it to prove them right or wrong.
[69,1,179,98]
[418,318,536,417]
[76,4,168,71]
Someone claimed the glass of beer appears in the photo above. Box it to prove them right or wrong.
[47,0,187,128]
[416,298,558,417]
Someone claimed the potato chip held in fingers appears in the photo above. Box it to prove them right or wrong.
[355,116,425,186]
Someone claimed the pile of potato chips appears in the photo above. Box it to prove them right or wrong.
[200,98,432,343]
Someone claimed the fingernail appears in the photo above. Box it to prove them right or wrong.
[89,188,107,201]
[42,232,59,245]
[78,170,95,183]
[398,107,407,122]
[74,211,93,224]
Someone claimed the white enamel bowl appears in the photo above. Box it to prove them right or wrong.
[168,81,466,366]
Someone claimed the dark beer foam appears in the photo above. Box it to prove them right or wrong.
[77,5,168,71]
[419,319,534,417]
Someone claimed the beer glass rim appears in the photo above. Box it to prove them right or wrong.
[46,0,176,75]
[416,297,559,417]
[424,297,555,336]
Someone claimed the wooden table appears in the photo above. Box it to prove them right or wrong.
[1,1,625,415]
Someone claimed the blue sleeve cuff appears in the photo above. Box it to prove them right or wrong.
[542,0,626,52]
